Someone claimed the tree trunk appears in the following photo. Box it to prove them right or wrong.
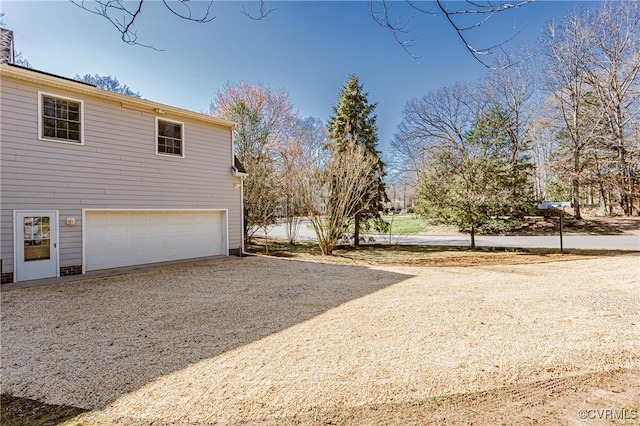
[599,182,608,214]
[573,150,582,220]
[353,212,360,246]
[630,178,636,216]
[319,239,332,255]
[609,193,614,216]
[618,144,631,216]
[470,223,476,250]
[572,178,581,220]
[263,229,269,254]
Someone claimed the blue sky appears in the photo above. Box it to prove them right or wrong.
[3,1,589,156]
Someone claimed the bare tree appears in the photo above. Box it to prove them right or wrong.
[528,116,558,201]
[211,82,297,244]
[390,82,479,223]
[280,117,326,245]
[279,150,303,246]
[245,158,280,250]
[212,81,296,158]
[541,10,606,220]
[631,123,640,213]
[74,73,141,98]
[582,1,640,216]
[391,82,478,179]
[13,51,30,68]
[292,143,380,255]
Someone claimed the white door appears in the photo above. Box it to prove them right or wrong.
[85,210,226,271]
[15,211,59,281]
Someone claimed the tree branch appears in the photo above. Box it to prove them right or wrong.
[369,0,420,61]
[69,0,215,49]
[370,0,534,68]
[241,1,277,21]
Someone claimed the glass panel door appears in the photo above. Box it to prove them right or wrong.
[23,216,51,262]
[15,211,58,282]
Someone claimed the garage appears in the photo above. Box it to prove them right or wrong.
[84,210,227,271]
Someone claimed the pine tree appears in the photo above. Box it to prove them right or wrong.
[416,111,511,249]
[327,75,388,246]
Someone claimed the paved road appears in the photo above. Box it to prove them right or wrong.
[263,221,639,251]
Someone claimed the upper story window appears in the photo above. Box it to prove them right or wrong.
[156,118,184,157]
[38,92,83,144]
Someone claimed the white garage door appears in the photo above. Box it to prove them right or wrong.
[85,210,226,271]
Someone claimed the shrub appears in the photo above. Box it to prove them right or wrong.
[475,217,525,235]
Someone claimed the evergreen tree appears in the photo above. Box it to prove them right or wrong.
[327,75,388,246]
[485,107,536,215]
[416,111,511,248]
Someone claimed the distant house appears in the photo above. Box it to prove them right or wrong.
[0,29,245,283]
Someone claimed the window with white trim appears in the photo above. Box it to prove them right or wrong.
[156,118,184,157]
[39,93,83,143]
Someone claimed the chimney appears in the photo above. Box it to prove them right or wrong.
[0,28,15,64]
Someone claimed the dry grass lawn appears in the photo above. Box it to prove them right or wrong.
[1,254,639,425]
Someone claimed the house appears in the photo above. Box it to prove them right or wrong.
[0,29,245,284]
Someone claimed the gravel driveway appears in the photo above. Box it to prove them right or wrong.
[1,255,639,424]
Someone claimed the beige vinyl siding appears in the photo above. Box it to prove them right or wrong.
[1,74,241,274]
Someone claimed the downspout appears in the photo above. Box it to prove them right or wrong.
[240,174,245,256]
[231,124,246,257]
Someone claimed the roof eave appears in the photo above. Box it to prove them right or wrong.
[0,64,236,128]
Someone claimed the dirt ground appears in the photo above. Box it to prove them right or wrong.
[588,217,640,235]
[417,215,640,236]
[1,254,639,425]
[512,216,640,236]
[258,241,633,268]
